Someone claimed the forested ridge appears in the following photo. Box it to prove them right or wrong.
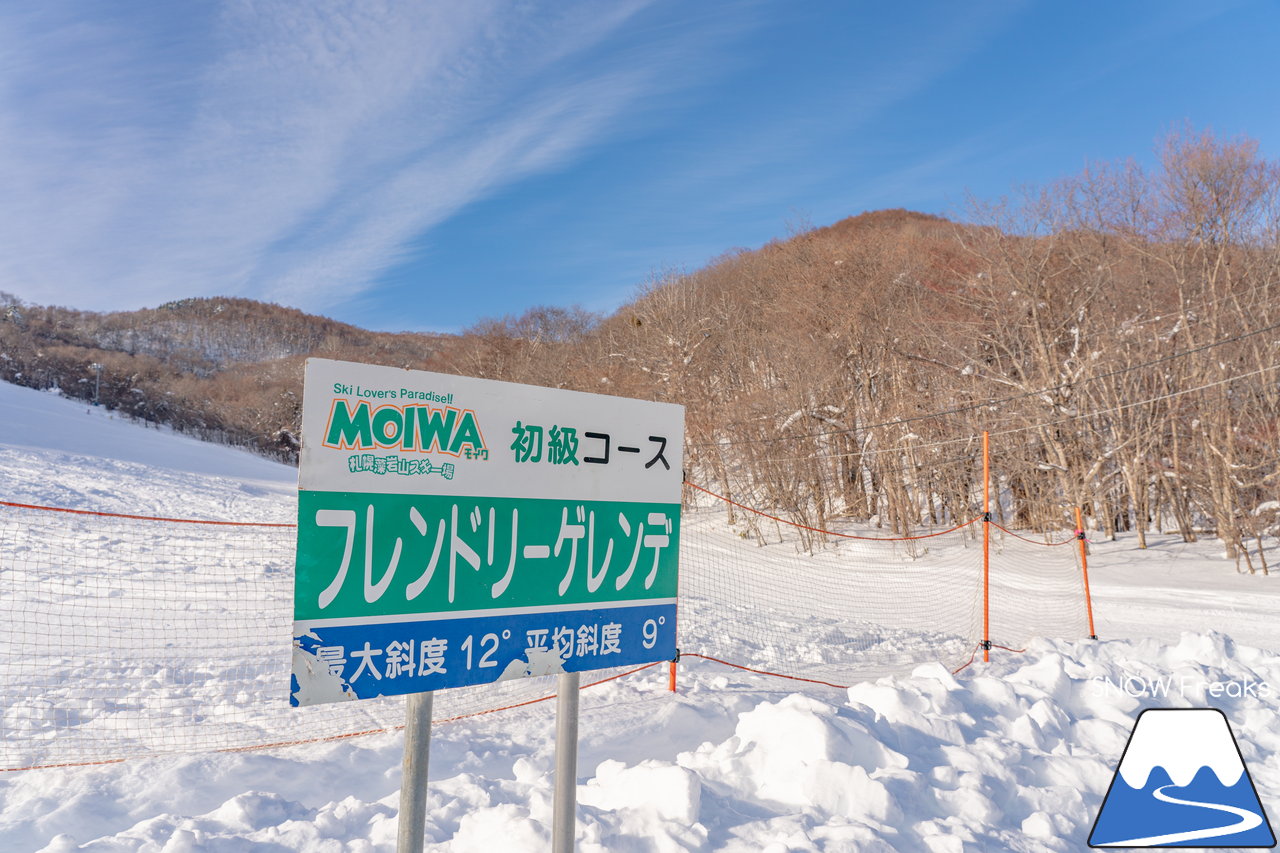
[3,130,1277,567]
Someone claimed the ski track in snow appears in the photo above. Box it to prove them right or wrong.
[1096,784,1264,847]
[2,383,1279,852]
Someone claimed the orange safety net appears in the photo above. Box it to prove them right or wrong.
[0,486,1089,772]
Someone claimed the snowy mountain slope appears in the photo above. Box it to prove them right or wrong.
[0,382,295,520]
[1,380,1278,852]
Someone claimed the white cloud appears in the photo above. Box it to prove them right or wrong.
[0,0,667,313]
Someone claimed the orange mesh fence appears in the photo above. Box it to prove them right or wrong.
[0,501,647,772]
[985,523,1090,654]
[0,487,1089,772]
[678,485,1086,685]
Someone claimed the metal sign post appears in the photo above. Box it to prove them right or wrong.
[552,671,581,853]
[397,691,434,853]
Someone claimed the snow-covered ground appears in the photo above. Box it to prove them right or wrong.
[0,383,295,521]
[1,382,1277,852]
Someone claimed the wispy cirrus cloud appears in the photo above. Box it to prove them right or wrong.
[629,0,1025,238]
[0,0,680,313]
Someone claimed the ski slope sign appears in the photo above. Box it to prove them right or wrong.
[289,358,684,706]
[1089,708,1275,848]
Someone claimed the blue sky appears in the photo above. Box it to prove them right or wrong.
[2,0,1277,333]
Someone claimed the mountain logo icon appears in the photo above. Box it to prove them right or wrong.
[1089,708,1275,848]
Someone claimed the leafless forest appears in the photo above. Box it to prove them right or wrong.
[3,130,1277,567]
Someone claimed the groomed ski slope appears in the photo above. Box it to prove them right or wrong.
[1,382,1277,852]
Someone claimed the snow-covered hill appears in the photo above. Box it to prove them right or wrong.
[0,382,295,520]
[1,382,1277,852]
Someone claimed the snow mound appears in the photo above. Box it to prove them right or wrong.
[13,632,1277,851]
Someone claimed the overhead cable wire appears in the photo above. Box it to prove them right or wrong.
[688,319,1280,449]
[752,364,1277,463]
[982,362,1278,443]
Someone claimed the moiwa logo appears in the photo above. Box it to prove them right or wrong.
[322,398,487,458]
[1089,708,1275,848]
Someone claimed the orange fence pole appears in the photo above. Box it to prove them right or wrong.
[1074,507,1098,640]
[668,659,677,693]
[982,430,991,663]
